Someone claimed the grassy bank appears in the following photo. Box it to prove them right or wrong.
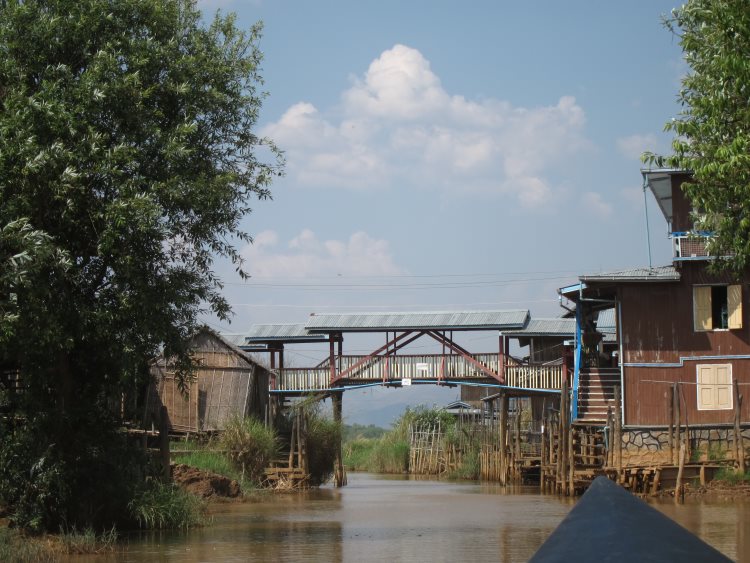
[0,525,118,561]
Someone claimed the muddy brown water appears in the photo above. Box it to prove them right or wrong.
[80,473,749,562]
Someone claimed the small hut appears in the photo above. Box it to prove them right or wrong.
[146,328,270,433]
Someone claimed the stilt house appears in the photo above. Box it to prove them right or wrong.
[560,169,750,428]
[147,328,271,433]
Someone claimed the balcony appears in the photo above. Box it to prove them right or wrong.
[671,232,712,261]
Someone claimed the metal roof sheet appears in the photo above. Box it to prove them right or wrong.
[642,168,685,225]
[579,265,679,283]
[502,318,576,337]
[596,309,616,333]
[219,333,248,347]
[305,310,529,332]
[245,323,328,343]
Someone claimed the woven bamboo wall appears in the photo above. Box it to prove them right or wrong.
[146,330,270,433]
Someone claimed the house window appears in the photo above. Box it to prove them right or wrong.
[696,364,732,410]
[693,284,742,331]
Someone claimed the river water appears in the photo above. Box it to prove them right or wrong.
[96,473,747,562]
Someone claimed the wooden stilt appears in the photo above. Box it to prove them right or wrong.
[734,379,745,474]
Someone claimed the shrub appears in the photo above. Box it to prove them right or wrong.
[128,481,205,530]
[305,414,341,486]
[219,415,278,485]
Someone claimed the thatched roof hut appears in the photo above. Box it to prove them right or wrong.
[146,328,271,433]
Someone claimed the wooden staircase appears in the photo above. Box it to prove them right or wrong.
[575,368,620,423]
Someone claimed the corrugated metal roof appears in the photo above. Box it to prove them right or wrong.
[502,318,576,337]
[305,310,529,332]
[642,168,686,225]
[244,323,330,343]
[596,309,616,333]
[220,333,248,347]
[580,265,679,282]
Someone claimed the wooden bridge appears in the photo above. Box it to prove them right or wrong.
[237,310,574,395]
[274,354,564,392]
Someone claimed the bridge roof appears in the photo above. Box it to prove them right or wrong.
[244,323,330,344]
[502,318,576,337]
[305,310,529,333]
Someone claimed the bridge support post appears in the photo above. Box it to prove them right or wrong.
[333,393,347,487]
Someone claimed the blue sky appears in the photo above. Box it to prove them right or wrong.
[198,1,685,425]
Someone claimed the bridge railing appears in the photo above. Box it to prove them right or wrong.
[274,354,563,392]
[504,362,562,390]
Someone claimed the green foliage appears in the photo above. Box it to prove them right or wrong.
[0,0,280,531]
[305,412,342,486]
[128,480,205,530]
[173,449,244,483]
[0,415,148,532]
[343,423,387,442]
[368,438,410,474]
[644,0,750,271]
[714,467,750,485]
[58,526,118,554]
[220,415,278,485]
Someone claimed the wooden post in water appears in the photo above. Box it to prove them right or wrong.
[499,393,508,485]
[540,408,547,492]
[159,405,170,480]
[614,386,622,480]
[332,393,346,487]
[514,400,522,480]
[675,439,686,504]
[674,384,681,467]
[734,379,745,474]
[559,379,569,494]
[606,406,613,468]
[567,426,575,496]
[668,384,674,465]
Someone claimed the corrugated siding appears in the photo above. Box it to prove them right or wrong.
[305,310,529,332]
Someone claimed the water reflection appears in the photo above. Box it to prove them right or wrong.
[77,474,747,562]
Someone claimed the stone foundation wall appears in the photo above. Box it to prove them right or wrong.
[619,427,750,467]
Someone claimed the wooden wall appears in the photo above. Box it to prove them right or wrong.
[147,331,271,432]
[619,262,750,426]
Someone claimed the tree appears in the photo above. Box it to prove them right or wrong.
[644,0,750,271]
[0,0,281,530]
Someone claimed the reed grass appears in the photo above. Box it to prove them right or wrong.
[128,481,205,529]
[220,415,278,486]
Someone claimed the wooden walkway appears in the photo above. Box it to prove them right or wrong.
[273,354,563,393]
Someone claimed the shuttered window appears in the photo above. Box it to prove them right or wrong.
[693,286,712,331]
[696,364,733,410]
[728,284,743,329]
[693,284,743,331]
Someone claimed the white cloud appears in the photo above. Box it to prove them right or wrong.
[242,230,404,278]
[616,133,658,160]
[263,44,589,208]
[582,192,613,217]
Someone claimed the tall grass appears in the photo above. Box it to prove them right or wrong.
[59,526,118,554]
[305,413,342,486]
[174,450,243,483]
[220,415,278,486]
[128,481,205,529]
[0,527,53,562]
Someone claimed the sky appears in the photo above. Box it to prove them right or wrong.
[197,0,685,426]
